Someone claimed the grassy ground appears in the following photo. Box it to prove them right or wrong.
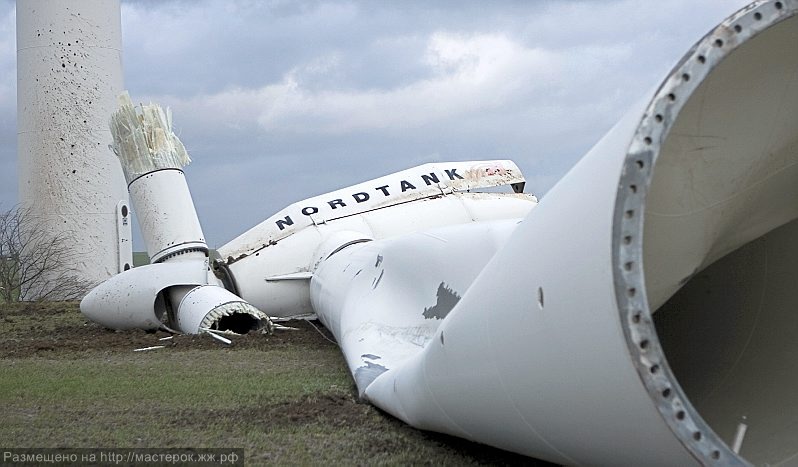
[0,302,552,465]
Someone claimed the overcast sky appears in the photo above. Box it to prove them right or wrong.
[0,0,752,248]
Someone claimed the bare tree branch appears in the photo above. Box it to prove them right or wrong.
[0,206,92,302]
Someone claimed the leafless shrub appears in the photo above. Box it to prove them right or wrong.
[0,206,93,302]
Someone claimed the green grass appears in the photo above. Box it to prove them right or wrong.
[0,352,354,458]
[0,302,546,465]
[131,251,150,267]
[0,350,345,406]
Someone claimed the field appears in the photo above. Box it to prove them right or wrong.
[0,302,552,465]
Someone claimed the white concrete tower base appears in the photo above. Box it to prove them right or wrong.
[17,0,131,296]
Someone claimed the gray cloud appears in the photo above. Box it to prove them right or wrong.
[2,0,752,247]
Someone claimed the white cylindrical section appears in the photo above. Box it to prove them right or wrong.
[128,169,207,263]
[349,4,798,465]
[80,260,209,331]
[17,0,129,288]
[348,102,699,466]
[176,285,259,334]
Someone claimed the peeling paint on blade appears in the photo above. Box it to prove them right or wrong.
[422,282,461,320]
[354,361,389,397]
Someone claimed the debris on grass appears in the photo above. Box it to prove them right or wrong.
[133,345,166,352]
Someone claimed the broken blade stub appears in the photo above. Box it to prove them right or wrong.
[200,301,272,334]
[109,91,191,183]
[175,285,273,335]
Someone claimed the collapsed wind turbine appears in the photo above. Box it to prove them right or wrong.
[81,1,798,465]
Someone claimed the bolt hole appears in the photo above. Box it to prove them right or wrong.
[632,312,641,324]
[629,184,637,194]
[711,451,720,460]
[624,261,634,271]
[693,431,702,441]
[676,410,686,420]
[635,160,645,169]
[643,136,652,145]
[628,287,637,297]
[625,210,634,219]
[654,114,663,123]
[697,55,706,64]
[639,338,649,349]
[623,235,632,245]
[776,2,783,9]
[667,93,676,102]
[754,12,762,20]
[650,364,660,374]
[714,38,724,47]
[662,388,672,398]
[681,73,690,82]
[734,24,742,33]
